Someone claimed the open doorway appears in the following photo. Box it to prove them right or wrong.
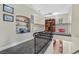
[45,19,56,32]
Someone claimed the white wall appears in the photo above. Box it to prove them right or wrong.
[0,4,16,50]
[0,4,43,51]
[53,13,69,24]
[33,14,44,25]
[33,24,44,33]
[71,4,79,53]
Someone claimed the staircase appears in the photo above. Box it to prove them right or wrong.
[33,31,53,54]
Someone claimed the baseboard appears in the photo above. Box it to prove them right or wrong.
[0,37,33,52]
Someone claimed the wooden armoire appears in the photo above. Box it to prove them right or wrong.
[45,19,56,32]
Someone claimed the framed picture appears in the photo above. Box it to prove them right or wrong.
[3,4,14,14]
[3,14,14,22]
[31,15,34,23]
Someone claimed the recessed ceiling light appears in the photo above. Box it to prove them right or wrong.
[52,12,68,15]
[52,12,59,15]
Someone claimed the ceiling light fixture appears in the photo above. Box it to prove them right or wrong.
[52,12,59,15]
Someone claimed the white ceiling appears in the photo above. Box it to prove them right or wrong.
[31,4,72,16]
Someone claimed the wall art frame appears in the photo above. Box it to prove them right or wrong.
[3,14,14,22]
[3,4,14,14]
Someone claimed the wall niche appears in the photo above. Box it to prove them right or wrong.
[16,15,30,34]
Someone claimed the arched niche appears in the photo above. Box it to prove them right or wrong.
[16,15,30,34]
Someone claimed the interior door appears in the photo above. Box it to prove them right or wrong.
[45,19,56,32]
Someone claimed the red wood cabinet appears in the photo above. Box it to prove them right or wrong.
[45,19,56,32]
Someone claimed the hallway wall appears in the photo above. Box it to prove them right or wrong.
[0,4,16,51]
[54,13,71,34]
[33,24,44,33]
[0,4,43,51]
[72,4,79,53]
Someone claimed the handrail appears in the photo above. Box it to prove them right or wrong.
[33,31,53,54]
[72,50,79,54]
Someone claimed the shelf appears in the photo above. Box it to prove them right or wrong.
[56,23,72,25]
[16,25,26,26]
[16,20,29,23]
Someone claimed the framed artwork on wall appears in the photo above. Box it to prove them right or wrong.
[3,14,14,22]
[3,4,14,14]
[31,15,34,23]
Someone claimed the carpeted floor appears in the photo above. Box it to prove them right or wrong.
[0,39,51,54]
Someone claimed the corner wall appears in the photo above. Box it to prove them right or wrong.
[72,4,79,53]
